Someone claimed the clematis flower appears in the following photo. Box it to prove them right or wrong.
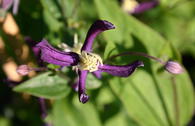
[0,0,20,15]
[122,0,159,14]
[132,0,159,14]
[35,20,144,103]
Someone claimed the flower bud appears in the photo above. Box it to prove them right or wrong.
[165,61,184,74]
[16,65,32,76]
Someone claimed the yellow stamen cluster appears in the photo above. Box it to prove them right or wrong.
[78,51,103,72]
[58,33,103,72]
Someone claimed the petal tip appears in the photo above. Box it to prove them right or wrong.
[102,20,115,29]
[137,61,144,67]
[79,93,89,104]
[36,39,48,47]
[95,20,115,30]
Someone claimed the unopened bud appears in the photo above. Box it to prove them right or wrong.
[16,65,32,76]
[165,61,184,74]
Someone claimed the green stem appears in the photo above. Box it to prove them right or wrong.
[171,77,180,126]
[106,51,165,64]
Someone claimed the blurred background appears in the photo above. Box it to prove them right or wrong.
[0,0,194,126]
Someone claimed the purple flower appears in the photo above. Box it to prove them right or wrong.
[132,0,159,14]
[36,20,144,103]
[0,0,20,14]
[122,0,159,14]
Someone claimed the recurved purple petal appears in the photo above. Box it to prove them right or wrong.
[81,20,115,52]
[78,70,89,104]
[36,39,79,67]
[98,61,144,77]
[132,0,159,14]
[25,37,45,66]
[25,37,40,57]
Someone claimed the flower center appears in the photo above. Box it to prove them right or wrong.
[58,34,103,72]
[78,51,103,72]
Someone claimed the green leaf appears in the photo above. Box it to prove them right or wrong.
[86,73,102,89]
[42,10,63,32]
[13,72,70,99]
[0,117,10,126]
[96,87,139,126]
[94,0,194,126]
[95,0,179,59]
[50,98,102,126]
[41,0,63,32]
[41,0,62,19]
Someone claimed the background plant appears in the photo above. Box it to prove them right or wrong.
[0,0,194,126]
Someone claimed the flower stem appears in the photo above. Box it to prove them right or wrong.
[107,51,165,64]
[38,98,47,119]
[171,77,180,126]
[32,67,48,72]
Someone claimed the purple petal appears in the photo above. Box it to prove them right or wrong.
[1,0,13,10]
[12,0,20,14]
[81,20,115,52]
[36,39,79,67]
[92,70,102,79]
[132,0,159,14]
[25,37,44,66]
[78,70,89,103]
[25,37,40,57]
[98,61,144,77]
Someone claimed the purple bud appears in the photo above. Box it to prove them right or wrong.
[79,93,89,104]
[165,61,184,74]
[16,65,32,76]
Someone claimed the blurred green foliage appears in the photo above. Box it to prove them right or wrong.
[0,0,195,126]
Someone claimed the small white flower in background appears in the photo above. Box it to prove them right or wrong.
[121,0,159,14]
[122,0,139,13]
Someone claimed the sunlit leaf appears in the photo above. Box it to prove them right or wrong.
[51,98,102,126]
[94,0,194,126]
[14,72,70,99]
[86,73,102,89]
